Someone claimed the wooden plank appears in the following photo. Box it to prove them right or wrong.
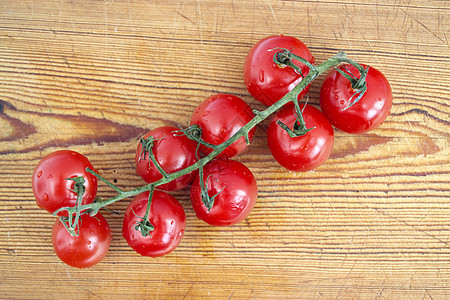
[0,0,449,298]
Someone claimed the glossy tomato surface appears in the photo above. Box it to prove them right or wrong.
[32,150,98,214]
[190,94,255,158]
[52,213,112,269]
[135,126,198,191]
[320,63,392,133]
[267,103,334,172]
[122,190,186,257]
[244,35,315,106]
[190,159,258,226]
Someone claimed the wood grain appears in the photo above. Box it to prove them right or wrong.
[0,0,449,299]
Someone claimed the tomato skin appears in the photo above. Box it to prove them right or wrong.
[267,103,334,172]
[190,159,258,226]
[135,126,198,191]
[32,150,98,215]
[122,190,186,257]
[52,213,112,269]
[243,35,315,106]
[190,94,255,158]
[319,63,393,134]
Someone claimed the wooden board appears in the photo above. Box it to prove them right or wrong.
[0,0,449,298]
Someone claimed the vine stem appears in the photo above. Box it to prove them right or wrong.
[53,51,361,219]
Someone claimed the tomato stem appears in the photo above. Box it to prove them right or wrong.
[176,125,218,150]
[87,168,122,193]
[333,60,369,110]
[54,50,367,234]
[139,136,170,178]
[135,186,155,237]
[272,47,317,74]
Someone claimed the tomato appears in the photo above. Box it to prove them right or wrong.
[122,190,186,257]
[243,35,315,106]
[52,213,112,268]
[32,150,98,215]
[190,158,258,226]
[190,94,255,158]
[319,63,393,133]
[135,126,198,191]
[267,103,334,172]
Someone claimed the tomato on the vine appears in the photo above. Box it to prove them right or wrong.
[32,150,98,215]
[122,190,186,257]
[52,213,112,269]
[320,63,393,134]
[267,103,334,172]
[190,158,258,226]
[135,126,198,191]
[243,35,315,106]
[190,94,255,158]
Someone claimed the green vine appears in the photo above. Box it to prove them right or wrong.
[53,50,368,236]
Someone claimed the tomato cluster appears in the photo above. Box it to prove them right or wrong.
[32,150,112,268]
[32,35,392,268]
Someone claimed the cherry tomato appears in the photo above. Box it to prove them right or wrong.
[190,94,255,158]
[32,150,98,215]
[190,158,258,226]
[320,63,393,133]
[135,126,198,191]
[52,213,112,269]
[267,103,334,172]
[243,35,315,106]
[122,190,186,257]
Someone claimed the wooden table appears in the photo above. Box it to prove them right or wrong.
[1,0,448,298]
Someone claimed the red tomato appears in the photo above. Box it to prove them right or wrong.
[243,35,315,106]
[320,63,393,133]
[122,190,186,257]
[267,103,334,172]
[135,126,198,191]
[190,94,255,158]
[190,158,258,226]
[32,150,98,214]
[52,213,112,269]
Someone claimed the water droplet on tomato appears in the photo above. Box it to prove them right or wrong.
[47,174,53,179]
[36,170,42,178]
[42,193,49,202]
[90,230,94,234]
[170,221,174,225]
[258,70,264,82]
[87,240,91,245]
[378,98,382,101]
[340,100,345,105]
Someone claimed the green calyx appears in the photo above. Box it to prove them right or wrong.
[272,47,317,75]
[198,165,225,212]
[139,136,170,178]
[57,176,87,237]
[334,64,369,110]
